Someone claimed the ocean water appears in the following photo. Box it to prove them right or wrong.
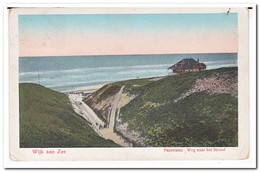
[19,53,237,92]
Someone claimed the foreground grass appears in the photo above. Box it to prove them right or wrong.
[19,83,118,148]
[122,92,238,147]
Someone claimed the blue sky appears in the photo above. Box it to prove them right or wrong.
[19,13,237,32]
[19,13,238,56]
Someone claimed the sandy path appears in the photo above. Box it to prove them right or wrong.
[68,87,132,147]
[108,86,125,131]
[69,94,104,133]
[99,86,131,147]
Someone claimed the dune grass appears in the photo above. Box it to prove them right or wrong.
[19,83,119,148]
[119,67,238,147]
[85,67,238,147]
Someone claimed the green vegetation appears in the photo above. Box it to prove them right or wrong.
[85,67,238,147]
[122,92,237,147]
[113,77,156,94]
[19,83,118,148]
[90,84,122,103]
[120,67,238,147]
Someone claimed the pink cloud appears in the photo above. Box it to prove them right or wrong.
[19,30,237,56]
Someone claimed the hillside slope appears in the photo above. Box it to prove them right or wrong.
[19,83,118,148]
[84,67,238,147]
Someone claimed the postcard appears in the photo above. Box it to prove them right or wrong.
[6,5,256,168]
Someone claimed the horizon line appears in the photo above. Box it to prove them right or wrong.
[19,52,238,58]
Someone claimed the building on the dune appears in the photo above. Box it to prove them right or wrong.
[168,58,206,74]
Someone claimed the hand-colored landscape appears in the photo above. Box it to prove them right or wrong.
[20,66,238,147]
[19,12,238,148]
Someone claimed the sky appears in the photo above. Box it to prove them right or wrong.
[19,13,238,57]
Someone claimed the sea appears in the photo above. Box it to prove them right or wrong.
[19,53,237,92]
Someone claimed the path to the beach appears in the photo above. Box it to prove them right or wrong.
[69,94,104,133]
[68,86,132,147]
[108,86,125,131]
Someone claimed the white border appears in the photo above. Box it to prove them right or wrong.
[248,3,257,169]
[3,3,256,169]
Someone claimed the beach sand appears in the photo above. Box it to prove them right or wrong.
[61,84,105,94]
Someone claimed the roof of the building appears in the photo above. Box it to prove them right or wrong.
[168,58,206,70]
